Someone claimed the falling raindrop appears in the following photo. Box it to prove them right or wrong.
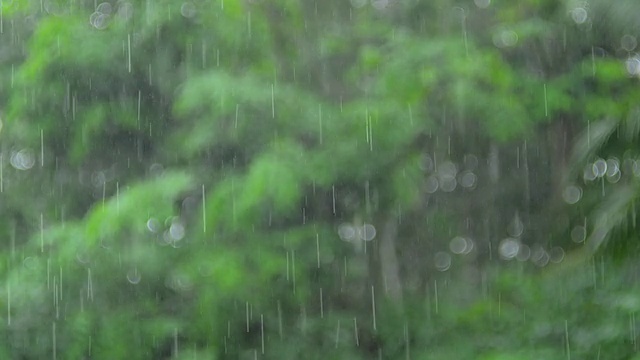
[434,252,451,271]
[181,2,197,18]
[350,0,367,9]
[439,161,458,176]
[169,221,185,241]
[606,158,619,176]
[419,154,434,172]
[571,7,588,24]
[360,224,376,241]
[622,35,637,52]
[593,158,607,177]
[338,223,357,241]
[76,250,90,265]
[507,214,524,237]
[571,225,587,243]
[127,268,141,284]
[459,171,477,189]
[439,175,457,192]
[424,175,439,193]
[10,149,35,170]
[493,30,518,48]
[23,257,37,270]
[531,246,550,267]
[147,218,161,233]
[449,236,467,254]
[499,238,519,259]
[562,185,582,204]
[607,170,621,183]
[626,57,640,76]
[549,247,565,263]
[90,12,110,30]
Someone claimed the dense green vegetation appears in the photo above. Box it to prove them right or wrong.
[2,0,640,358]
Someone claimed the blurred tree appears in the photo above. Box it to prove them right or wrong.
[2,0,640,358]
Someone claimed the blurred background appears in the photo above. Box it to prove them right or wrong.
[1,0,640,358]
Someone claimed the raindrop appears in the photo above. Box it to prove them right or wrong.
[170,222,185,241]
[571,225,586,243]
[562,185,582,204]
[549,247,565,263]
[571,8,588,24]
[147,218,161,233]
[607,170,621,183]
[10,149,35,170]
[622,35,637,52]
[23,257,37,270]
[424,175,439,193]
[449,236,467,254]
[434,252,451,271]
[507,214,524,237]
[439,175,457,192]
[419,154,434,172]
[338,223,357,241]
[360,224,376,241]
[76,250,90,265]
[439,161,458,176]
[499,238,519,259]
[181,2,197,18]
[127,268,141,284]
[350,0,367,8]
[474,0,490,9]
[626,57,640,76]
[493,30,518,48]
[531,246,549,267]
[96,15,110,29]
[606,158,620,177]
[117,2,134,20]
[459,171,477,189]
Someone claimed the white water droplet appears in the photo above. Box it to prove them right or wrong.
[360,224,376,241]
[338,223,357,241]
[127,268,141,284]
[571,8,588,24]
[499,238,519,259]
[571,226,586,243]
[562,185,582,204]
[434,252,451,271]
